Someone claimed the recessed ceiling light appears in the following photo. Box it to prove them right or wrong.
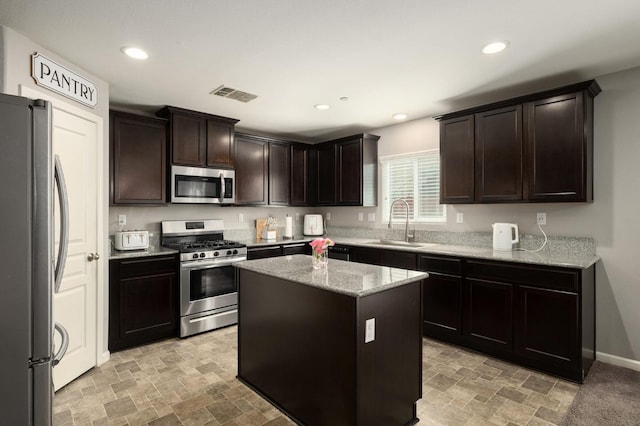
[392,113,408,120]
[121,46,148,60]
[314,104,330,110]
[340,97,349,101]
[482,41,509,55]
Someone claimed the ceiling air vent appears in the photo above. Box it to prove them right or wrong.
[210,85,258,103]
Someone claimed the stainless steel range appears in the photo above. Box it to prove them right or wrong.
[161,219,246,337]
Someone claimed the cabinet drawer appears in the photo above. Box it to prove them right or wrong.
[465,260,578,292]
[380,250,417,270]
[117,255,178,278]
[247,245,282,259]
[418,255,462,276]
[282,243,310,256]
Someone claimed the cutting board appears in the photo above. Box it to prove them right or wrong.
[256,218,268,240]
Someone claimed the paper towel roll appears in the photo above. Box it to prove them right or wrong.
[284,216,293,238]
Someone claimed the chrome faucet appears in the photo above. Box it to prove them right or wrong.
[388,199,414,242]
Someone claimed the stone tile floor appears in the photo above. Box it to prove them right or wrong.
[53,326,579,425]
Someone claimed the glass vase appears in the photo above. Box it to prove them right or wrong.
[312,248,328,269]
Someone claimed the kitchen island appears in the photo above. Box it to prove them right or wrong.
[234,255,428,426]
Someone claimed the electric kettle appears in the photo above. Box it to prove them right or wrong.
[303,214,324,236]
[492,223,519,251]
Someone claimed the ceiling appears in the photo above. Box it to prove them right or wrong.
[2,0,640,141]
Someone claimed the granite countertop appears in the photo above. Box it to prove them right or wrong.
[235,254,428,297]
[109,244,178,260]
[331,237,599,269]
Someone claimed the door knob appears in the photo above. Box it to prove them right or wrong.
[87,253,100,261]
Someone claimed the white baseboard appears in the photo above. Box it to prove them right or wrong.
[596,351,640,372]
[97,350,110,366]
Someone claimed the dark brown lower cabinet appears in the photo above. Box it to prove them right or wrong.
[281,242,311,256]
[516,285,581,378]
[464,278,514,356]
[247,242,311,260]
[339,244,595,382]
[380,249,417,270]
[418,254,464,342]
[237,268,422,425]
[109,254,179,351]
[463,259,594,382]
[246,245,282,260]
[350,246,381,265]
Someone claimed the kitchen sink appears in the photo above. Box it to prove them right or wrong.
[365,240,439,248]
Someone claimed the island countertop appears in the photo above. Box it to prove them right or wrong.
[234,254,428,297]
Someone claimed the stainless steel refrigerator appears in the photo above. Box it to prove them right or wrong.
[0,93,70,425]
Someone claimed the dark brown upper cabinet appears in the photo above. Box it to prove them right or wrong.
[475,105,523,202]
[290,143,317,206]
[440,115,475,204]
[524,91,592,201]
[110,110,167,205]
[316,142,337,205]
[234,133,269,205]
[437,80,600,204]
[156,106,238,168]
[234,133,293,206]
[317,133,379,207]
[268,141,290,206]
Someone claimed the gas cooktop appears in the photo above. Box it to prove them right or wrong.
[160,219,247,262]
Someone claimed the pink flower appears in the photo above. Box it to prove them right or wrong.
[310,238,334,255]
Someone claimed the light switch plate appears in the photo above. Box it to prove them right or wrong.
[238,213,244,222]
[118,214,126,226]
[358,212,364,221]
[365,318,375,343]
[326,212,331,221]
[456,212,464,223]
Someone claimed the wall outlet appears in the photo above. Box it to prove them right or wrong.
[367,213,376,222]
[295,212,300,221]
[358,212,364,221]
[238,213,244,223]
[365,318,375,343]
[118,214,126,226]
[326,212,331,221]
[456,212,464,223]
[537,212,547,225]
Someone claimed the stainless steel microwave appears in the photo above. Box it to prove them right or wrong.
[171,165,235,204]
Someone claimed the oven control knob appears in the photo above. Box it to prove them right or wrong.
[213,252,219,257]
[192,253,198,259]
[200,253,206,258]
[233,249,238,255]
[227,250,232,256]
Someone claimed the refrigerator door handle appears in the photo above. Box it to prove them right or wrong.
[54,155,69,293]
[52,322,69,366]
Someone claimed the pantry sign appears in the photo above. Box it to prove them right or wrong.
[31,52,97,108]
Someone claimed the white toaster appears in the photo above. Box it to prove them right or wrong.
[114,230,149,251]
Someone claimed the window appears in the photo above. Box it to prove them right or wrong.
[381,150,446,223]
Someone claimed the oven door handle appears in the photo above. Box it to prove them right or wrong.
[181,257,246,271]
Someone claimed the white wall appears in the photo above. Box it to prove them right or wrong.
[0,25,111,363]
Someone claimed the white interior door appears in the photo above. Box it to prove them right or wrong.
[21,86,101,390]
